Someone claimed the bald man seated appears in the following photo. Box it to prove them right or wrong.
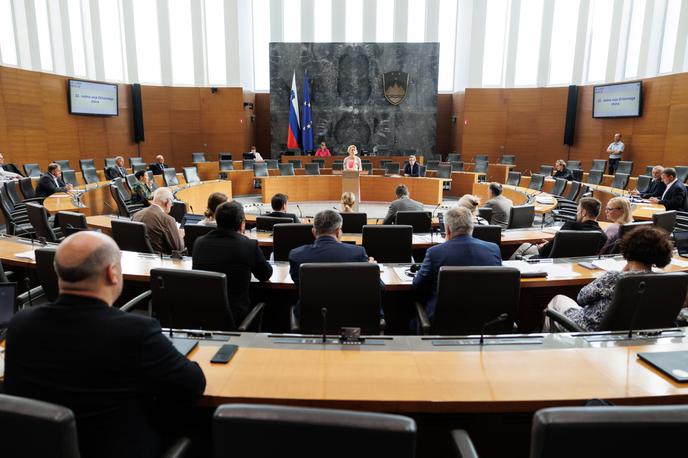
[3,232,206,458]
[132,187,185,254]
[149,154,169,175]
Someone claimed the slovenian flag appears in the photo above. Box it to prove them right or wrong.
[301,72,314,152]
[287,71,301,149]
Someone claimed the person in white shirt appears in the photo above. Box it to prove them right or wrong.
[0,153,22,181]
[606,132,625,174]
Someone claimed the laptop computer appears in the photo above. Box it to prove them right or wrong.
[674,231,688,257]
[0,283,18,341]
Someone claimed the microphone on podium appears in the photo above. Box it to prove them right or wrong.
[480,313,510,346]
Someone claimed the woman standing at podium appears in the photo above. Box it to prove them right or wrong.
[343,145,362,171]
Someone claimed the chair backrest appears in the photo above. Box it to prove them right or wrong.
[219,160,234,171]
[395,211,432,233]
[163,167,179,186]
[256,216,293,231]
[125,173,138,191]
[24,163,41,177]
[539,165,554,176]
[548,231,604,258]
[447,153,461,162]
[528,173,545,191]
[425,160,439,171]
[299,263,382,334]
[566,160,582,170]
[362,225,413,263]
[473,161,488,173]
[500,154,515,165]
[183,166,200,183]
[4,180,24,207]
[474,154,489,163]
[113,177,132,199]
[129,157,144,166]
[213,404,416,458]
[169,200,187,223]
[54,160,71,171]
[104,157,118,169]
[600,272,688,331]
[587,170,603,185]
[191,152,206,163]
[26,202,60,243]
[450,161,464,172]
[477,207,493,224]
[273,223,315,261]
[432,266,520,334]
[436,163,452,179]
[385,162,401,175]
[0,394,80,458]
[20,177,36,198]
[242,159,255,170]
[111,219,155,253]
[611,172,629,190]
[508,205,535,229]
[675,165,688,183]
[472,225,501,246]
[183,224,215,256]
[362,162,373,173]
[418,165,426,177]
[304,163,320,175]
[150,268,236,331]
[253,162,269,178]
[615,160,633,175]
[109,184,133,217]
[34,247,59,302]
[644,165,655,175]
[265,159,279,169]
[288,159,303,169]
[564,181,581,201]
[218,152,232,161]
[78,159,95,171]
[379,159,391,167]
[550,177,567,197]
[332,161,343,171]
[132,163,146,173]
[278,163,295,176]
[56,211,88,236]
[571,169,584,181]
[82,167,100,184]
[652,210,677,234]
[590,159,607,172]
[340,212,367,233]
[636,175,652,193]
[506,171,521,186]
[146,171,158,191]
[312,158,325,168]
[618,221,653,240]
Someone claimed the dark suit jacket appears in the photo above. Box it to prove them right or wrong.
[266,210,300,223]
[288,236,369,286]
[404,162,420,177]
[640,178,666,198]
[553,168,573,180]
[149,162,168,175]
[383,196,425,225]
[413,235,502,317]
[105,165,127,180]
[538,220,607,258]
[4,294,206,458]
[192,229,272,321]
[659,180,688,211]
[35,173,68,198]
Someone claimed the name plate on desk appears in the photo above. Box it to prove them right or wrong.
[431,337,544,346]
[272,337,387,346]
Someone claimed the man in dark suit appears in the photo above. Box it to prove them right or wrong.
[266,192,300,222]
[105,155,127,180]
[4,231,206,458]
[149,154,168,175]
[289,210,370,286]
[553,159,573,180]
[192,200,273,322]
[403,155,420,177]
[650,167,688,211]
[383,184,425,224]
[35,163,73,198]
[413,207,502,318]
[634,165,666,198]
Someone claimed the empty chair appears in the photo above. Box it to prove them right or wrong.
[131,163,146,173]
[218,152,232,161]
[288,159,302,169]
[615,160,633,175]
[477,207,493,224]
[146,171,158,191]
[255,216,293,231]
[539,165,554,176]
[587,170,603,185]
[273,223,315,261]
[447,153,461,162]
[450,161,464,171]
[125,173,138,191]
[129,157,144,167]
[191,152,206,163]
[278,163,295,176]
[676,165,688,183]
[436,163,452,179]
[362,225,413,263]
[340,212,367,233]
[304,163,320,175]
[242,159,255,170]
[25,202,63,243]
[35,247,59,301]
[56,210,88,236]
[528,173,545,191]
[547,231,604,258]
[395,211,432,233]
[24,163,41,177]
[500,154,515,165]
[473,161,488,173]
[425,160,439,171]
[611,172,630,190]
[213,404,416,457]
[472,225,501,246]
[566,160,582,170]
[20,177,36,198]
[506,171,521,186]
[379,159,392,168]
[219,159,234,172]
[183,166,200,184]
[508,205,535,229]
[550,177,567,197]
[332,161,343,171]
[636,175,652,193]
[54,159,71,171]
[474,154,489,163]
[252,162,268,178]
[162,167,179,187]
[385,162,401,175]
[618,221,653,240]
[264,159,279,169]
[5,180,42,209]
[82,167,100,184]
[0,393,80,458]
[182,224,214,256]
[564,181,581,201]
[571,169,584,181]
[415,266,520,335]
[312,158,325,168]
[0,185,32,235]
[590,159,607,172]
[653,210,677,234]
[169,200,187,224]
[60,170,78,187]
[110,219,155,253]
[79,159,95,171]
[110,183,142,217]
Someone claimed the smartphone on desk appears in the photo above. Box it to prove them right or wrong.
[210,344,239,364]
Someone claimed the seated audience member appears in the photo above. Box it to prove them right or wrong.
[289,210,371,286]
[198,192,228,226]
[132,187,185,254]
[35,163,73,198]
[543,226,672,332]
[192,201,272,323]
[413,207,502,318]
[632,165,666,198]
[0,152,22,180]
[457,194,488,225]
[404,155,420,177]
[130,170,152,206]
[4,231,206,458]
[553,159,573,180]
[383,184,425,224]
[600,197,632,253]
[482,182,513,228]
[245,146,264,162]
[512,197,607,259]
[105,156,127,180]
[649,167,688,211]
[341,191,356,213]
[315,141,331,157]
[266,193,300,222]
[149,154,168,175]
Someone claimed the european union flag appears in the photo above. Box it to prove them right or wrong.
[301,72,314,153]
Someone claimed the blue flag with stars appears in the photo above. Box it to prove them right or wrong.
[301,72,314,152]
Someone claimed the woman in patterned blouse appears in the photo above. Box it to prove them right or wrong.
[544,226,673,332]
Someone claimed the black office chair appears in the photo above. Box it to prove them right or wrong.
[507,205,535,229]
[385,162,401,175]
[23,163,41,177]
[59,169,77,187]
[20,177,36,198]
[362,225,413,263]
[473,162,488,173]
[673,211,688,231]
[547,231,604,258]
[213,404,416,458]
[163,167,179,186]
[636,175,652,193]
[242,159,255,170]
[191,152,206,163]
[263,159,278,170]
[25,202,63,243]
[132,163,146,174]
[0,185,32,236]
[129,157,144,167]
[564,181,581,201]
[618,221,653,240]
[273,223,315,261]
[395,211,432,233]
[472,225,501,247]
[379,159,392,168]
[506,171,521,186]
[437,164,452,191]
[450,161,464,172]
[56,210,89,236]
[146,171,158,191]
[125,173,138,192]
[477,207,493,224]
[219,160,234,178]
[362,162,373,173]
[549,177,567,197]
[256,216,292,231]
[288,159,303,169]
[103,157,116,169]
[183,224,214,256]
[566,160,581,170]
[500,154,515,165]
[332,161,344,171]
[169,200,187,224]
[416,266,520,335]
[425,160,439,171]
[82,167,100,184]
[340,212,367,233]
[111,219,155,253]
[615,160,633,175]
[590,159,607,172]
[34,247,59,302]
[528,173,545,191]
[218,152,232,161]
[183,166,200,184]
[539,165,554,176]
[587,170,603,185]
[676,165,688,183]
[54,159,71,171]
[292,263,384,334]
[0,394,80,458]
[110,180,143,217]
[446,153,460,162]
[5,180,42,210]
[546,272,688,332]
[652,210,676,234]
[253,163,268,188]
[571,169,584,181]
[78,159,95,171]
[474,154,489,163]
[312,158,325,168]
[304,163,320,175]
[278,163,295,176]
[610,172,629,190]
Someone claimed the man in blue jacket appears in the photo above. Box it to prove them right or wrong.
[413,206,502,318]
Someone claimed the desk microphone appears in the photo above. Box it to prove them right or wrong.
[431,203,441,219]
[257,204,263,215]
[627,280,647,339]
[296,204,303,218]
[480,313,510,345]
[321,307,328,343]
[189,205,194,214]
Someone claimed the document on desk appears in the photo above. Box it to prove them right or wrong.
[592,258,627,271]
[14,250,36,261]
[392,267,414,284]
[503,260,581,278]
[671,258,688,268]
[413,234,445,244]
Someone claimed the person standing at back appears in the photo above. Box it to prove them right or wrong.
[342,145,362,171]
[482,182,512,228]
[132,187,185,254]
[383,184,425,224]
[606,132,625,174]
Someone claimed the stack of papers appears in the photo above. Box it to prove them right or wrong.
[392,267,414,284]
[14,250,36,261]
[591,258,626,271]
[671,258,688,268]
[503,260,582,278]
[535,195,555,204]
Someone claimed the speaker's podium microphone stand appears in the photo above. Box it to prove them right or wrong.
[341,169,366,212]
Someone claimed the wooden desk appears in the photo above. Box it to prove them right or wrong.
[173,180,232,213]
[42,181,117,216]
[360,176,444,205]
[280,155,423,168]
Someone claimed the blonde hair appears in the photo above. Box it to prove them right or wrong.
[341,192,356,211]
[457,194,481,215]
[607,197,633,224]
[347,145,357,155]
[555,159,566,167]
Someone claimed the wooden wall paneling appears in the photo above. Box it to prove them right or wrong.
[451,92,464,155]
[140,85,172,164]
[41,74,80,164]
[0,67,9,159]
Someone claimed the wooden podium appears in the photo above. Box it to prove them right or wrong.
[341,170,363,212]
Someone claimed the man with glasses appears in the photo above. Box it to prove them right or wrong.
[632,165,666,199]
